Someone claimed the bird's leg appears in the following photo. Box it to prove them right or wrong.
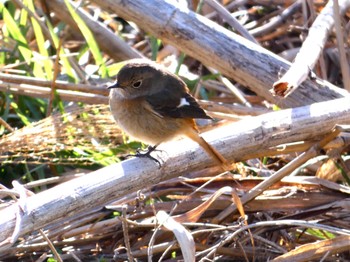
[126,145,162,167]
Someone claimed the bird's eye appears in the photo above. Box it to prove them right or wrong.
[132,80,142,88]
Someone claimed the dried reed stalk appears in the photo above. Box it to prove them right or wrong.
[0,104,122,164]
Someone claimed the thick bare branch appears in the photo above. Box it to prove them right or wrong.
[90,0,349,108]
[1,97,350,248]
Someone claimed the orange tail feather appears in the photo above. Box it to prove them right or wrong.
[184,128,230,170]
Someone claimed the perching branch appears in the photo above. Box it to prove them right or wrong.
[1,97,350,249]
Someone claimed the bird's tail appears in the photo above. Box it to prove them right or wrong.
[185,128,231,170]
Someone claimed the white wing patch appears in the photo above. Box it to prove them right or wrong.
[178,97,190,107]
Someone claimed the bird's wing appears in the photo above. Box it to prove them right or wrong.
[145,79,212,119]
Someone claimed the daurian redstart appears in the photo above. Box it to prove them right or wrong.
[108,59,228,168]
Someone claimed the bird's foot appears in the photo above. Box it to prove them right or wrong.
[126,145,162,167]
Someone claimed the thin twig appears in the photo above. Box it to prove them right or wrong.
[249,0,302,37]
[205,0,258,44]
[199,219,350,260]
[121,205,134,262]
[47,39,63,116]
[208,67,252,107]
[0,82,108,104]
[0,117,14,132]
[39,229,63,262]
[0,73,108,95]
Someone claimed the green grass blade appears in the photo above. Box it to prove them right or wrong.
[46,21,78,82]
[25,0,53,80]
[10,101,31,126]
[0,3,32,63]
[150,36,161,61]
[106,61,127,77]
[64,0,108,78]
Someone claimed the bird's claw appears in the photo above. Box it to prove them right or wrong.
[126,146,162,167]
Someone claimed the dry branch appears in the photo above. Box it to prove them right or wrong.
[1,97,350,250]
[0,73,109,95]
[271,235,350,262]
[89,0,349,108]
[273,0,350,97]
[2,175,348,260]
[204,0,258,44]
[249,0,302,37]
[0,82,108,104]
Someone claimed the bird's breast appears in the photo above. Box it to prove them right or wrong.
[109,97,186,145]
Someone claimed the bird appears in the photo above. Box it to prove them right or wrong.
[108,59,229,169]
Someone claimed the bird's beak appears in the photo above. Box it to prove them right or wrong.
[107,81,120,89]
